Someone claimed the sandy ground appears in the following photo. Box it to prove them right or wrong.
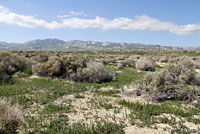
[51,85,200,134]
[28,74,200,134]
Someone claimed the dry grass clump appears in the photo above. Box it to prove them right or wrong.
[70,62,115,83]
[117,63,123,69]
[129,55,141,60]
[0,52,30,83]
[0,99,24,134]
[135,57,155,71]
[159,56,168,63]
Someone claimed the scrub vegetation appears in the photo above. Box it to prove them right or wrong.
[0,50,200,133]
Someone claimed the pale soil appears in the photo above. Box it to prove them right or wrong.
[27,75,200,133]
[51,85,200,134]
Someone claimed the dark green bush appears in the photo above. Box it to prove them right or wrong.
[0,52,30,83]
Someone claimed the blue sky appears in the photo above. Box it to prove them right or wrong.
[0,0,200,47]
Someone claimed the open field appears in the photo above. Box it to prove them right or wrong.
[0,50,200,134]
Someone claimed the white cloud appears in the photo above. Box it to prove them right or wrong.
[57,11,87,18]
[0,5,63,29]
[0,5,200,35]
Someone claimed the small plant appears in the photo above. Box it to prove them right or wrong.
[70,62,115,83]
[23,67,32,76]
[32,63,48,77]
[117,63,123,69]
[0,99,24,134]
[42,104,72,114]
[141,70,166,91]
[136,57,155,71]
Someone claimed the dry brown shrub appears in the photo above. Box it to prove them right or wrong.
[0,99,24,134]
[135,57,155,71]
[70,62,115,83]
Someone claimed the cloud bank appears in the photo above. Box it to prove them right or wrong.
[0,5,200,35]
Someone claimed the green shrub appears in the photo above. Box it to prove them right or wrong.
[0,63,11,84]
[0,52,30,75]
[23,67,32,76]
[0,52,30,83]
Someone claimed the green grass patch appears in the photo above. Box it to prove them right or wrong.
[23,67,33,76]
[119,100,200,126]
[43,116,125,134]
[0,78,89,108]
[42,104,72,114]
[95,90,120,97]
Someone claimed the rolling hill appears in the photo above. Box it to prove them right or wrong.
[0,39,185,51]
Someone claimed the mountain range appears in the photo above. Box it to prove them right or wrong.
[0,39,187,51]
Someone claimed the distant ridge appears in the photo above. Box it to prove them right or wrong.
[0,39,185,51]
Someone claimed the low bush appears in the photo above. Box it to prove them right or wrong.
[61,55,88,76]
[32,55,88,78]
[0,52,30,84]
[32,63,48,77]
[70,62,115,83]
[0,63,11,83]
[135,57,155,71]
[141,70,165,91]
[117,63,123,69]
[164,57,200,85]
[102,59,116,65]
[31,52,49,62]
[140,58,200,103]
[23,67,32,76]
[159,56,168,63]
[0,52,30,75]
[141,57,200,90]
[0,99,24,134]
